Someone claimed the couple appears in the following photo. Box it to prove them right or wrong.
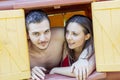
[26,10,96,80]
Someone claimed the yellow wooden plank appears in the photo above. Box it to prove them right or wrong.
[92,1,120,72]
[0,9,24,18]
[92,0,120,10]
[16,18,30,70]
[92,16,104,65]
[111,9,120,53]
[0,71,30,80]
[6,18,27,71]
[0,19,11,74]
[0,9,30,79]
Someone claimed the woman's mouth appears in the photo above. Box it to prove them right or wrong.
[68,42,75,46]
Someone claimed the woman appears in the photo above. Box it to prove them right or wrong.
[50,15,96,80]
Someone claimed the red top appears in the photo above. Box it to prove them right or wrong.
[61,55,70,67]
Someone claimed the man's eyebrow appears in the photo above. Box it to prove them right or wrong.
[31,31,39,33]
[33,31,39,33]
[46,29,50,31]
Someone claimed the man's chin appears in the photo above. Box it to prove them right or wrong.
[40,47,47,50]
[39,44,49,50]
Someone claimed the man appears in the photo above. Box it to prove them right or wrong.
[26,10,64,80]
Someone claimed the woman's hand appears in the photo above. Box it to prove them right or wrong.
[71,59,89,80]
[31,66,46,80]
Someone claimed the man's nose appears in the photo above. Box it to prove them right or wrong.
[39,34,45,41]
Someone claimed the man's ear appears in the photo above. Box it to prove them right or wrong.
[26,32,30,40]
[85,33,91,41]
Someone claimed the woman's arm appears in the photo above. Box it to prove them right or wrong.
[50,54,95,79]
[50,67,75,77]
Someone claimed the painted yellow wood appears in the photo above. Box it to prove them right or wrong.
[92,0,120,72]
[0,9,30,80]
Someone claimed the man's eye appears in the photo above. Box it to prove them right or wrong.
[45,30,50,34]
[33,32,39,36]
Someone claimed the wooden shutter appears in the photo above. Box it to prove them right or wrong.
[0,9,30,79]
[92,0,120,72]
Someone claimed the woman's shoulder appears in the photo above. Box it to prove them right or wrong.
[80,44,94,59]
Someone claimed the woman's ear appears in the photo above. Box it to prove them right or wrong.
[85,33,91,41]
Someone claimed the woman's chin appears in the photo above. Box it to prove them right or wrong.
[68,45,74,49]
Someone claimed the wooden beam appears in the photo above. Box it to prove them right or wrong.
[14,0,93,9]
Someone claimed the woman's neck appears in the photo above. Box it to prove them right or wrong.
[74,45,84,60]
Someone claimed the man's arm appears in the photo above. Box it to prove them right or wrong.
[31,66,46,80]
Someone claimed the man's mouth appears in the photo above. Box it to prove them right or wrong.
[40,41,48,46]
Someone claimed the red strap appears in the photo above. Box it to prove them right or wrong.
[61,56,69,67]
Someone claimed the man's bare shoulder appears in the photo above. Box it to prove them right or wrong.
[51,27,64,41]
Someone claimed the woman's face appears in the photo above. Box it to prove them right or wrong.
[66,22,90,49]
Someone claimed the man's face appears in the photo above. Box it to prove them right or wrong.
[28,19,51,50]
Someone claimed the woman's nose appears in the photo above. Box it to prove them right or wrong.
[67,34,72,41]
